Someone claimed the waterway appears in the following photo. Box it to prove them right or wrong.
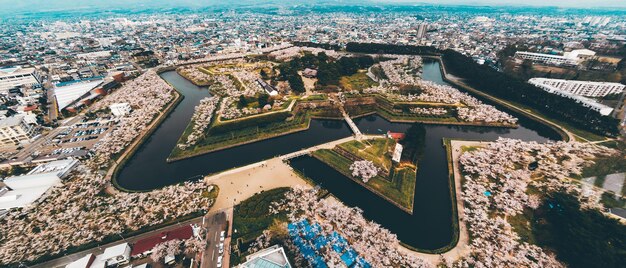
[116,59,561,251]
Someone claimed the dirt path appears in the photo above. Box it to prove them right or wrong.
[204,158,311,211]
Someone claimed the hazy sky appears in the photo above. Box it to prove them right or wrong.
[0,0,624,15]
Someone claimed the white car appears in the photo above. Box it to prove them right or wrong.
[220,231,225,242]
[217,256,223,268]
[219,242,224,254]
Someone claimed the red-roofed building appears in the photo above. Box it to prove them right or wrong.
[131,225,194,257]
[386,131,405,140]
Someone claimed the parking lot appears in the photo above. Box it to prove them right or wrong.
[34,118,117,160]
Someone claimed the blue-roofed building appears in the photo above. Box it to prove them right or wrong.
[239,245,291,268]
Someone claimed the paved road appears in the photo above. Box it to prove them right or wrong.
[13,115,83,160]
[201,211,228,268]
[30,211,224,268]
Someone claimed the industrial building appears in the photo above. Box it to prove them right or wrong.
[528,78,624,98]
[0,66,41,93]
[53,79,104,112]
[0,158,78,210]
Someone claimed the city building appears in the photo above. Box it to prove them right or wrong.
[0,66,41,93]
[515,49,596,66]
[53,79,104,112]
[109,103,132,117]
[0,159,78,210]
[65,253,95,268]
[416,23,428,39]
[392,143,403,163]
[0,115,38,146]
[100,243,131,266]
[529,80,614,116]
[528,78,625,98]
[238,245,292,268]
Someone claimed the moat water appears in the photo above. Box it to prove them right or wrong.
[116,59,561,251]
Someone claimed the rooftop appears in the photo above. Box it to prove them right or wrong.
[241,245,291,268]
[131,224,193,256]
[0,115,25,128]
[54,80,103,111]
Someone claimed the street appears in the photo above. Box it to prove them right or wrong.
[201,211,228,268]
[30,210,227,268]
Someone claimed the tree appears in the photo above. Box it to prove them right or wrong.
[238,95,248,108]
[258,93,270,107]
[349,160,379,183]
[532,192,626,268]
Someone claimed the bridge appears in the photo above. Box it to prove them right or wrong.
[339,105,363,140]
[280,135,384,160]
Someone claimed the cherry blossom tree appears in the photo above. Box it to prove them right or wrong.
[350,160,379,183]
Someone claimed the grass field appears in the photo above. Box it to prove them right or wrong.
[232,188,289,243]
[337,138,394,171]
[169,111,311,160]
[339,71,378,92]
[312,146,416,211]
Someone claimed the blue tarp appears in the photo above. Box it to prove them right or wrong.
[341,249,358,267]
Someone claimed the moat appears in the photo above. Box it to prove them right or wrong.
[115,59,561,251]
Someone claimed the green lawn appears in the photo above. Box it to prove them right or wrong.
[338,138,394,171]
[232,188,289,243]
[169,111,311,160]
[312,147,416,211]
[339,71,378,92]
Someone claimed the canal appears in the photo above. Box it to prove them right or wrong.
[116,59,560,251]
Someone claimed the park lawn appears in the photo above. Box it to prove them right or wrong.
[338,138,394,171]
[232,188,289,243]
[312,148,416,211]
[339,71,378,92]
[507,208,537,245]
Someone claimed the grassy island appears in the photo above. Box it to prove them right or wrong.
[311,138,417,213]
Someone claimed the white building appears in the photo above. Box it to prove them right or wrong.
[0,66,41,93]
[515,49,596,66]
[529,80,614,116]
[65,253,95,268]
[27,158,79,179]
[529,78,624,98]
[101,243,131,266]
[109,103,132,117]
[239,245,291,268]
[392,143,403,163]
[0,115,38,146]
[54,80,103,112]
[0,159,78,210]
